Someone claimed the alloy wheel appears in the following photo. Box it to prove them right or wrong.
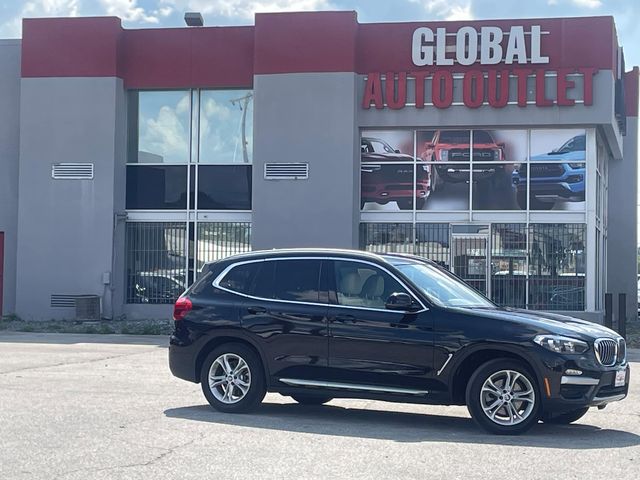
[208,353,252,404]
[479,369,536,426]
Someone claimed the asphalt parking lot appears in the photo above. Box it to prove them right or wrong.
[1,332,639,480]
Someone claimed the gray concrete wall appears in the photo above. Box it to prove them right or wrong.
[252,72,359,249]
[0,40,21,315]
[16,77,122,320]
[607,116,638,326]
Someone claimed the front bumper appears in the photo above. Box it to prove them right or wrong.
[536,349,630,413]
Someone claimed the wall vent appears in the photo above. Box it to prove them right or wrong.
[50,294,83,308]
[51,163,94,180]
[264,162,309,180]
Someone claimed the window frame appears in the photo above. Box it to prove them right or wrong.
[212,257,428,314]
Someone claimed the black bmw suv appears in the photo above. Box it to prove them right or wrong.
[169,249,629,435]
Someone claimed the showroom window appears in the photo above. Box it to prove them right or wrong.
[125,89,254,304]
[361,222,585,311]
[360,129,586,213]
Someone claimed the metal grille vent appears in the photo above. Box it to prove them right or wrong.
[51,163,94,180]
[595,338,618,366]
[264,163,308,180]
[51,294,83,308]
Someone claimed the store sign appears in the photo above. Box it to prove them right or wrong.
[362,25,598,110]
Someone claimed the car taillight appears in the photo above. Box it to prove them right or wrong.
[173,297,192,321]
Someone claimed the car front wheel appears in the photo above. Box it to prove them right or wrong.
[466,359,540,435]
[200,343,266,413]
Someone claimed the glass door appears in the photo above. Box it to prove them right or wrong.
[451,234,489,296]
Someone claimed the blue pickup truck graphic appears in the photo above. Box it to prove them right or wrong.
[512,135,585,210]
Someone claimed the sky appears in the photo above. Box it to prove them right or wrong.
[0,0,639,67]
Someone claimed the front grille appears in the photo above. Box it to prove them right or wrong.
[617,339,627,363]
[595,338,618,366]
[526,164,564,178]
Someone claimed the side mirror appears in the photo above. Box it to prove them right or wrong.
[425,143,435,149]
[394,149,401,153]
[385,292,419,311]
[497,142,505,148]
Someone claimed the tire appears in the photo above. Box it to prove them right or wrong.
[541,407,590,425]
[200,343,266,414]
[291,394,333,405]
[466,359,541,435]
[398,199,413,210]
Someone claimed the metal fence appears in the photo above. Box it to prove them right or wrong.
[125,222,251,304]
[360,222,586,311]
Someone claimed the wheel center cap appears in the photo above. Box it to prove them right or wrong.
[504,393,512,402]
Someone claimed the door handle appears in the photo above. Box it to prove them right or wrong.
[334,314,356,323]
[247,306,267,314]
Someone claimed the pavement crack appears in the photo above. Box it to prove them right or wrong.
[0,350,159,375]
[53,433,205,479]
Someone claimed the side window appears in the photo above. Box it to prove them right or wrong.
[333,260,408,309]
[273,260,322,303]
[219,262,261,294]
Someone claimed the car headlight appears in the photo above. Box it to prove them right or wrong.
[439,150,449,161]
[533,335,588,354]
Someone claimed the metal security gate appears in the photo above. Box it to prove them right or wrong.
[451,233,490,296]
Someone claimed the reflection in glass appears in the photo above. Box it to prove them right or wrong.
[473,163,522,210]
[361,130,414,157]
[125,222,187,304]
[135,91,190,163]
[359,223,414,254]
[415,223,450,269]
[196,222,251,270]
[422,165,470,211]
[491,224,527,308]
[523,162,586,211]
[528,224,585,310]
[126,165,187,209]
[199,90,253,164]
[197,165,252,210]
[361,163,419,211]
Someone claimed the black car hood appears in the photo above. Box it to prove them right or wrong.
[453,306,620,341]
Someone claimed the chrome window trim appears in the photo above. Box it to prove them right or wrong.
[211,256,429,314]
[278,378,429,395]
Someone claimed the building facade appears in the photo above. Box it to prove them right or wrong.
[0,12,637,322]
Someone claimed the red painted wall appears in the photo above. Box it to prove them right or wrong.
[19,12,626,92]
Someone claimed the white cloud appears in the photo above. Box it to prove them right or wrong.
[140,101,190,163]
[0,0,81,37]
[572,0,602,8]
[159,0,333,19]
[410,0,474,21]
[98,0,161,23]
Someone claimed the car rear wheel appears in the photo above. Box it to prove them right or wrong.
[291,394,333,405]
[466,359,540,435]
[541,407,590,425]
[200,343,266,413]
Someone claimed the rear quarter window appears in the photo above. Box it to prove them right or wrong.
[218,262,262,295]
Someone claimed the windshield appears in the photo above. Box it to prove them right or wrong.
[556,135,585,153]
[396,262,495,308]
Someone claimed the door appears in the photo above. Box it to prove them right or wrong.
[327,259,435,393]
[238,259,329,383]
[0,232,3,317]
[451,233,489,296]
